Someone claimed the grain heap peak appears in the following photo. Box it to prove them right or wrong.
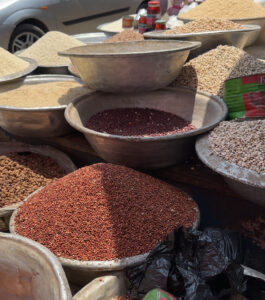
[15,163,197,261]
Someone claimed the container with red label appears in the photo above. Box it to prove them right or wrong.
[147,0,161,30]
[138,13,147,34]
[155,19,166,31]
[224,74,265,119]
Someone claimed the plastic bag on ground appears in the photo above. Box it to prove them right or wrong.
[126,228,265,300]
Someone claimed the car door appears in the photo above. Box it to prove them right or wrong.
[59,0,141,33]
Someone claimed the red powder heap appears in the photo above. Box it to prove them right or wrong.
[86,108,196,137]
[15,163,197,261]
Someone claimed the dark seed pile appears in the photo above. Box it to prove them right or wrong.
[86,108,196,136]
[15,163,197,261]
[0,153,65,208]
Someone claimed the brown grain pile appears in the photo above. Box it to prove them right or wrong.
[0,153,65,208]
[165,19,243,34]
[104,30,144,43]
[19,31,85,66]
[14,163,197,261]
[209,119,265,174]
[0,81,90,107]
[175,45,265,97]
[179,0,265,20]
[0,48,29,77]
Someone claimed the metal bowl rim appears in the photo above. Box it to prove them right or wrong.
[143,24,261,38]
[65,86,228,142]
[58,40,201,58]
[195,123,265,188]
[16,52,75,68]
[9,191,200,271]
[0,57,37,83]
[178,16,265,22]
[0,74,85,111]
[0,232,72,300]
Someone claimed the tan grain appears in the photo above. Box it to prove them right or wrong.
[0,48,29,77]
[165,19,243,34]
[104,30,144,43]
[0,81,90,108]
[19,31,85,66]
[179,0,265,20]
[174,45,265,97]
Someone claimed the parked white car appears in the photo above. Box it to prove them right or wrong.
[0,0,148,52]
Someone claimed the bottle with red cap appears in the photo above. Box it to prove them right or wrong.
[147,1,161,31]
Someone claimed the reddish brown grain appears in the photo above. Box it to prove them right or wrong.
[15,163,197,261]
[86,108,196,136]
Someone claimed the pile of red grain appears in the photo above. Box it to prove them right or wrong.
[14,163,197,261]
[86,108,196,137]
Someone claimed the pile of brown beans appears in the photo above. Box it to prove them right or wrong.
[15,163,197,261]
[0,153,65,208]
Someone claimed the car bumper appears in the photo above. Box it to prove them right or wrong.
[0,24,15,49]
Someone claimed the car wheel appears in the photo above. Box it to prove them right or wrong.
[9,24,45,53]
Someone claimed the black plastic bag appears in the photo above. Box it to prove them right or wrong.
[126,228,265,299]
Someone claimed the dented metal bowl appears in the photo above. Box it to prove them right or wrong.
[58,40,201,93]
[0,232,71,300]
[65,86,227,169]
[0,74,87,138]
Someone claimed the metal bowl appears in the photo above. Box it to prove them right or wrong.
[195,120,265,207]
[0,74,88,138]
[72,32,108,43]
[68,63,80,77]
[65,86,227,169]
[178,16,265,46]
[144,25,261,58]
[58,40,201,93]
[10,190,200,285]
[0,141,77,220]
[0,232,72,300]
[0,57,37,84]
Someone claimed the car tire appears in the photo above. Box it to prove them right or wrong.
[8,24,45,53]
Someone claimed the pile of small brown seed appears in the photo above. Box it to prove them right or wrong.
[209,119,265,174]
[175,45,265,97]
[165,19,243,34]
[179,0,265,20]
[0,153,65,208]
[104,30,144,43]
